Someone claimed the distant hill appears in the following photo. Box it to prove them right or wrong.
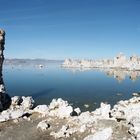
[4,59,63,65]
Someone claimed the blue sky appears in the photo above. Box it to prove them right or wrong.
[0,0,140,59]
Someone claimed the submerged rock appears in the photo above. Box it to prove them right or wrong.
[132,93,140,97]
[84,104,90,108]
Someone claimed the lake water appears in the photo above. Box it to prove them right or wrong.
[3,62,140,111]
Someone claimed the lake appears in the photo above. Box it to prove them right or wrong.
[3,61,140,111]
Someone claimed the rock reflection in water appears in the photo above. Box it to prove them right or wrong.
[63,67,140,82]
[104,69,140,82]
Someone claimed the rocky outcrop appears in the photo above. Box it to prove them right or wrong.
[0,96,34,122]
[0,29,11,111]
[62,53,140,71]
[110,97,140,139]
[0,29,5,60]
[1,95,140,139]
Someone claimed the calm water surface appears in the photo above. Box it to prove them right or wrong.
[3,62,140,111]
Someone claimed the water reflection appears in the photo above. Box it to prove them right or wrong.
[63,67,140,82]
[103,69,140,82]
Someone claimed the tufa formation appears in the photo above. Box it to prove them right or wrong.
[0,29,10,111]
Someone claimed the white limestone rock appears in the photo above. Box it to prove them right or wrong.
[84,127,113,140]
[49,105,73,118]
[0,96,35,122]
[21,96,34,109]
[37,120,50,131]
[62,54,140,71]
[0,111,10,122]
[10,109,25,119]
[128,117,140,140]
[93,103,111,119]
[132,93,140,97]
[0,84,5,93]
[11,96,22,106]
[48,98,73,118]
[58,105,73,118]
[111,97,140,122]
[34,105,49,115]
[49,98,69,110]
[74,107,81,115]
[76,111,96,125]
[0,109,26,122]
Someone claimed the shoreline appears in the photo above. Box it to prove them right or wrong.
[0,94,140,140]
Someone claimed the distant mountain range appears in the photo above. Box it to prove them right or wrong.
[4,59,63,65]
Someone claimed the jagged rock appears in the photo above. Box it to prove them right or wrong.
[128,117,140,140]
[74,107,81,115]
[0,109,27,122]
[0,84,5,93]
[111,97,140,122]
[93,103,111,119]
[49,98,73,118]
[83,127,113,140]
[49,105,73,118]
[11,96,22,106]
[49,98,69,110]
[0,29,6,111]
[34,105,49,115]
[132,93,140,97]
[0,95,34,122]
[71,107,81,116]
[37,120,50,131]
[21,96,34,109]
[71,111,96,126]
[110,97,140,139]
